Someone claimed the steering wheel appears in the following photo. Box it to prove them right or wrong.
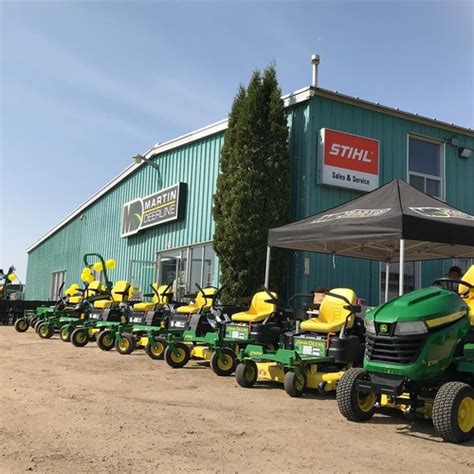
[432,277,473,296]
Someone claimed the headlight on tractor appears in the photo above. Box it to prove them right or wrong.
[364,316,376,334]
[394,321,427,336]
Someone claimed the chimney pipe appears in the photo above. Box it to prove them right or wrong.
[311,54,320,88]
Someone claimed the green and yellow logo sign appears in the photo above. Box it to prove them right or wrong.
[121,183,187,238]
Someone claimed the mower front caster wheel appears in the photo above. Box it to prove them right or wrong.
[164,342,190,368]
[235,361,258,388]
[59,325,72,342]
[14,318,29,333]
[210,348,237,376]
[146,337,167,360]
[433,381,474,443]
[284,371,307,397]
[70,328,89,347]
[115,334,136,355]
[336,368,377,422]
[97,330,115,351]
[37,323,54,339]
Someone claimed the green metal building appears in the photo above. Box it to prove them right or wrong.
[25,84,474,305]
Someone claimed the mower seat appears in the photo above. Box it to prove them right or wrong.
[176,287,218,314]
[459,265,474,326]
[300,288,356,333]
[94,280,130,309]
[68,280,104,304]
[231,291,277,323]
[133,284,170,312]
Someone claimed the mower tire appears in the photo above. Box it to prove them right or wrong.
[433,381,474,443]
[59,325,72,342]
[235,361,258,388]
[70,328,89,347]
[164,342,190,368]
[210,348,237,376]
[145,336,167,360]
[284,370,306,397]
[14,318,29,333]
[37,323,54,339]
[336,368,376,422]
[97,330,115,351]
[115,334,136,355]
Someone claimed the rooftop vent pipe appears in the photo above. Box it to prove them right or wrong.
[311,54,320,88]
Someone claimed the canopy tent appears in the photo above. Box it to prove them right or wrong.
[265,179,474,299]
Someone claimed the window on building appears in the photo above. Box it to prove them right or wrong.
[50,270,66,301]
[380,262,420,303]
[128,260,157,300]
[408,136,444,198]
[156,243,216,301]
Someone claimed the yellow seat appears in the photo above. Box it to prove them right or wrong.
[93,280,130,309]
[67,280,104,305]
[133,284,170,312]
[231,291,277,323]
[176,287,218,314]
[300,288,356,333]
[459,265,474,326]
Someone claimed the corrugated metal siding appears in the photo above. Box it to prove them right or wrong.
[26,92,474,305]
[287,95,474,305]
[26,133,224,299]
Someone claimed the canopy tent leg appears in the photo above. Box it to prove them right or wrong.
[264,246,271,288]
[399,239,405,296]
[384,261,390,302]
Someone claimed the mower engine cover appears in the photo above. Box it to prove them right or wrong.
[363,287,470,381]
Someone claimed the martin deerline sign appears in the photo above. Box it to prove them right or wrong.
[318,128,380,192]
[121,182,187,237]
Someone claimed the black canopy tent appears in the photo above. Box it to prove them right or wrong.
[264,179,474,300]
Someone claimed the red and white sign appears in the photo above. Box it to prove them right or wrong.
[318,128,380,191]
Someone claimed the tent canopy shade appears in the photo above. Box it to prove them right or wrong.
[268,179,474,262]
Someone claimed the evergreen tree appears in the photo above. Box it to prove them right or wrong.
[213,65,289,301]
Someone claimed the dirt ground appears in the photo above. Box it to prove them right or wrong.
[0,326,472,473]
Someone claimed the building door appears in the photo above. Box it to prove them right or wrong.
[128,260,157,299]
[157,249,188,300]
[50,270,66,301]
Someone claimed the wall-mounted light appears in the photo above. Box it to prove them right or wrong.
[459,147,472,159]
[449,136,459,147]
[133,153,161,172]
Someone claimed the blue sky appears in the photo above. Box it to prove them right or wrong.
[1,0,473,281]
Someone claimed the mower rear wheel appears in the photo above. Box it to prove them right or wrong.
[210,348,237,376]
[97,330,115,351]
[38,323,54,339]
[433,382,474,443]
[59,325,72,342]
[284,371,307,397]
[14,318,29,333]
[34,319,44,334]
[115,334,136,355]
[30,317,38,328]
[146,337,167,360]
[164,342,190,368]
[235,361,258,388]
[336,368,376,421]
[70,328,89,347]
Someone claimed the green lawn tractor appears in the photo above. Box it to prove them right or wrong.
[164,287,296,377]
[235,288,365,397]
[102,282,175,355]
[34,280,107,340]
[68,279,132,348]
[336,266,474,444]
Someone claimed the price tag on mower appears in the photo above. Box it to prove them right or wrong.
[294,338,326,357]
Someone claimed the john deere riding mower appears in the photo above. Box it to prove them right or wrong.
[336,267,474,443]
[105,283,174,356]
[69,278,131,348]
[235,288,365,396]
[164,287,294,377]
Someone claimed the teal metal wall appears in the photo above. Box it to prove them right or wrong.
[286,94,474,304]
[26,133,224,299]
[26,91,474,305]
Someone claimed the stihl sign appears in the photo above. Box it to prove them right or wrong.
[318,128,380,192]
